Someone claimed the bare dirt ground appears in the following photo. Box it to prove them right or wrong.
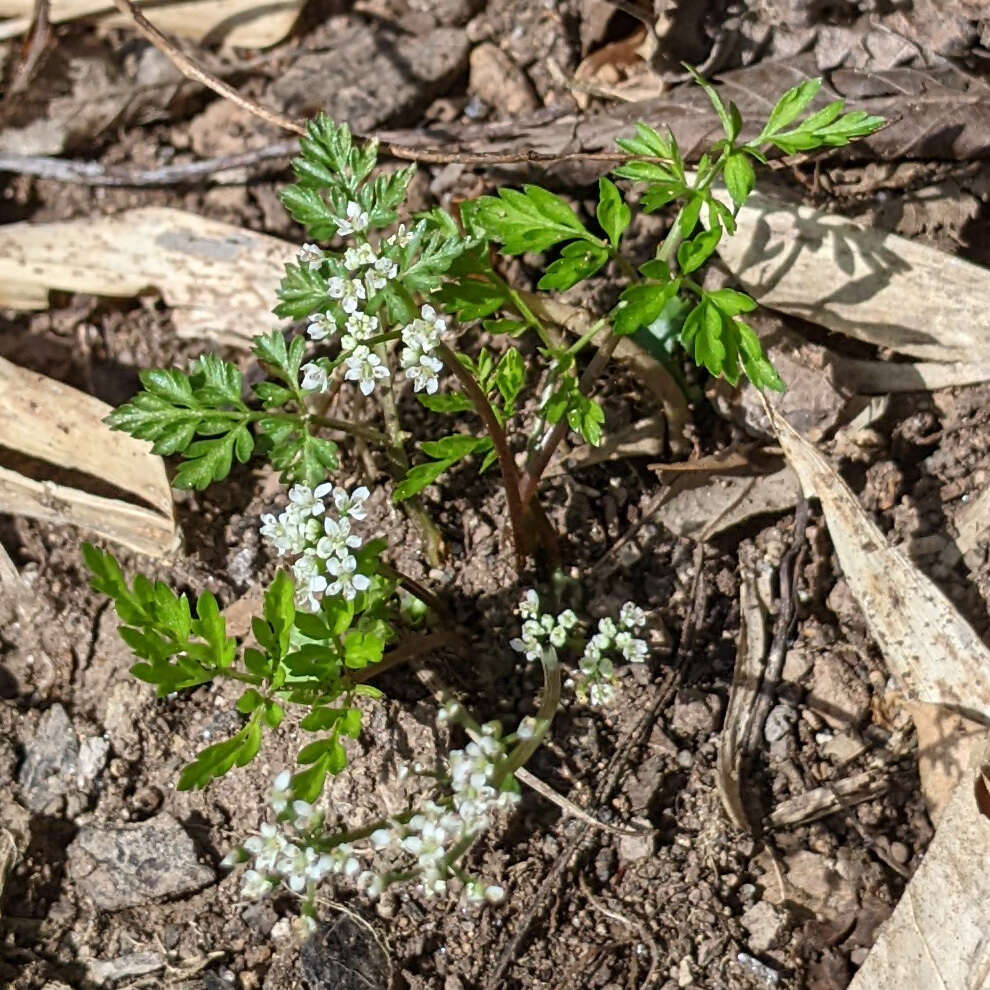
[3,1,990,988]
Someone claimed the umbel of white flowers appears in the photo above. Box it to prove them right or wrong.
[295,220,448,399]
[224,715,517,928]
[259,483,371,612]
[510,590,650,706]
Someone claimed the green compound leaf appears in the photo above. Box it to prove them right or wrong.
[393,459,455,501]
[723,151,756,211]
[685,64,741,144]
[177,716,263,790]
[753,78,884,155]
[106,358,254,490]
[417,392,474,414]
[280,185,337,241]
[493,347,525,409]
[760,79,821,139]
[566,391,605,447]
[676,221,722,275]
[537,241,609,292]
[274,262,331,319]
[257,417,339,487]
[343,628,387,669]
[472,185,592,254]
[596,177,631,249]
[613,279,680,336]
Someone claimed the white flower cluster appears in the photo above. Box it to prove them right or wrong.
[399,304,446,396]
[509,589,578,662]
[229,772,360,903]
[358,719,517,902]
[578,602,649,706]
[259,482,371,611]
[230,719,518,913]
[297,215,447,399]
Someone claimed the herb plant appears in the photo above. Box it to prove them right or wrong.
[84,71,882,929]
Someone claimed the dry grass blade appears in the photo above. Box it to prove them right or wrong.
[717,565,766,831]
[719,191,990,364]
[762,394,990,721]
[0,357,177,557]
[768,771,890,828]
[0,0,304,48]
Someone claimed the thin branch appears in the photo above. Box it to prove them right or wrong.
[0,143,298,186]
[107,0,306,136]
[1,0,51,115]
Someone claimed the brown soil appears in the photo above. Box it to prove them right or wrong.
[3,2,990,989]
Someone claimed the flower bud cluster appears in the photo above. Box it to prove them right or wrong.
[577,603,649,706]
[259,482,371,611]
[509,589,578,662]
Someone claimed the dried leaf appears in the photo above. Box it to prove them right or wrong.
[0,357,177,557]
[848,737,990,990]
[0,0,303,48]
[763,396,990,720]
[717,190,990,364]
[0,207,292,345]
[545,416,665,477]
[717,565,766,831]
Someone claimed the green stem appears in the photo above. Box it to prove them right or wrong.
[308,415,388,446]
[436,342,528,570]
[565,316,609,358]
[373,341,445,568]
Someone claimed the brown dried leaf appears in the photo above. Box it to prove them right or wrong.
[763,396,990,720]
[0,207,292,345]
[848,737,990,989]
[0,357,177,557]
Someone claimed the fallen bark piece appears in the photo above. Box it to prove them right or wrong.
[764,396,990,721]
[719,191,990,364]
[0,208,293,345]
[769,771,889,828]
[0,0,303,47]
[849,738,990,989]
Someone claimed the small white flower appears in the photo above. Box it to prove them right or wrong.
[598,617,617,639]
[343,311,379,348]
[386,223,413,248]
[241,868,274,899]
[300,362,330,393]
[375,255,398,279]
[344,345,390,396]
[517,716,538,741]
[484,884,505,903]
[332,486,370,520]
[288,484,326,517]
[270,771,292,813]
[401,339,444,395]
[316,516,362,560]
[557,609,578,630]
[298,243,323,271]
[364,268,388,295]
[519,590,540,620]
[306,311,336,341]
[293,553,328,611]
[343,244,376,270]
[370,828,392,850]
[336,201,370,236]
[327,276,366,315]
[326,554,371,601]
[619,602,647,630]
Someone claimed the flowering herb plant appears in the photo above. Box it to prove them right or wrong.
[83,71,881,929]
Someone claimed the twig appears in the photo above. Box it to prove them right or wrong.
[1,0,50,115]
[577,875,662,990]
[0,143,298,186]
[107,0,306,135]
